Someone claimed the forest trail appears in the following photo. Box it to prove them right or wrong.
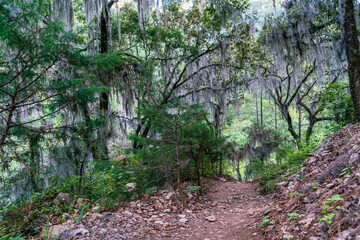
[162,180,272,240]
[70,180,273,240]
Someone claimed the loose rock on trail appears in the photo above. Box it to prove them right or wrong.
[164,180,271,240]
[51,179,272,240]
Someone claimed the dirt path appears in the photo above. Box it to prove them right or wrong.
[74,180,272,240]
[163,180,272,240]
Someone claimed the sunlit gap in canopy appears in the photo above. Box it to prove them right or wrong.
[114,0,193,10]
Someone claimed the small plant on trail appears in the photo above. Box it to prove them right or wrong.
[305,182,319,191]
[145,186,156,196]
[287,212,299,224]
[185,186,201,195]
[319,194,344,233]
[339,167,354,176]
[321,194,343,214]
[266,205,274,211]
[311,182,319,191]
[319,213,336,225]
[259,216,274,228]
[73,203,90,224]
[287,192,300,196]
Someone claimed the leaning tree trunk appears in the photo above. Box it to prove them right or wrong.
[279,104,301,147]
[343,0,360,122]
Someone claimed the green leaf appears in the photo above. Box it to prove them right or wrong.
[326,195,343,202]
[185,186,201,194]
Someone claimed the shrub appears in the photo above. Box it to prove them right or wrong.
[258,140,318,193]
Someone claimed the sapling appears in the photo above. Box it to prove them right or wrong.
[287,212,299,224]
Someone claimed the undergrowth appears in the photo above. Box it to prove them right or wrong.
[256,140,319,193]
[0,157,154,238]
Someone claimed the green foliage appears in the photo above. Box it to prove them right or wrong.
[0,192,64,237]
[0,152,154,237]
[339,167,354,176]
[0,234,26,240]
[0,0,356,238]
[185,186,201,195]
[73,203,90,224]
[287,212,299,224]
[258,140,318,193]
[259,216,274,228]
[129,102,225,192]
[319,213,335,225]
[246,157,266,177]
[305,182,320,191]
[0,0,80,151]
[287,192,300,196]
[319,194,343,232]
[325,194,344,203]
[259,164,287,193]
[52,161,141,208]
[320,82,354,129]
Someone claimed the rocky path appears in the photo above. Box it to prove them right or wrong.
[165,180,273,240]
[51,180,272,240]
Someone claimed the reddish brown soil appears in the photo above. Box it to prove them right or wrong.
[160,180,272,240]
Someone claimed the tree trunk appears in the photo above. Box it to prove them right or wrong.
[218,158,223,176]
[29,134,41,192]
[343,0,360,122]
[281,105,300,147]
[306,117,315,144]
[194,156,203,195]
[83,108,98,160]
[98,2,110,160]
[274,102,277,131]
[236,159,242,182]
[99,91,109,160]
[175,127,184,206]
[260,89,263,126]
[255,93,259,124]
[0,100,15,150]
[298,105,301,140]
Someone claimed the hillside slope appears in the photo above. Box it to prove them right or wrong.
[261,124,360,239]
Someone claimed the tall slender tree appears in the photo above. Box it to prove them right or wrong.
[342,0,360,122]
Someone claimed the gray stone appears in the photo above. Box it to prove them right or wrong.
[350,153,359,164]
[90,226,98,233]
[319,158,348,181]
[301,184,313,194]
[53,193,73,205]
[305,204,317,213]
[48,225,70,239]
[179,218,188,223]
[72,228,89,236]
[205,215,217,222]
[283,234,294,239]
[125,183,136,191]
